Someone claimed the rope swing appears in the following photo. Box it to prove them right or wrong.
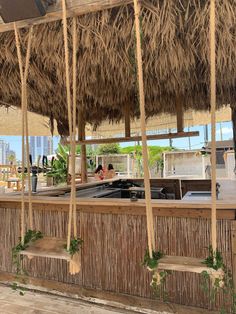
[13,1,81,276]
[133,0,222,283]
[14,24,34,244]
[133,0,155,259]
[62,0,81,275]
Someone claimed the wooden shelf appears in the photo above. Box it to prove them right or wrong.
[20,237,70,261]
[72,131,199,145]
[158,256,212,273]
[0,0,133,34]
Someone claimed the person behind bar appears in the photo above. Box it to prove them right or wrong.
[94,164,104,180]
[105,164,116,179]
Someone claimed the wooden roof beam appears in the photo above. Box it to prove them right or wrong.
[66,131,199,145]
[0,0,132,33]
[176,99,183,133]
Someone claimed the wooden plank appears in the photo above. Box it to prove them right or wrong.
[78,109,84,142]
[81,121,88,184]
[153,208,235,220]
[231,105,236,170]
[231,221,236,288]
[1,193,236,210]
[176,99,183,132]
[0,0,132,34]
[124,105,131,137]
[0,200,235,219]
[72,131,199,145]
[81,144,88,183]
[77,109,88,183]
[158,256,218,274]
[231,221,236,253]
[20,237,70,261]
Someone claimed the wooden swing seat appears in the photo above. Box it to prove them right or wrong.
[20,237,71,261]
[158,256,218,274]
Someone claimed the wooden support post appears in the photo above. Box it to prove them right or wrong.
[78,111,87,184]
[231,106,236,175]
[176,99,183,132]
[231,221,236,289]
[81,145,87,183]
[124,105,131,137]
[78,110,83,142]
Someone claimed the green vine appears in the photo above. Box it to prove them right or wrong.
[201,246,236,313]
[12,230,43,295]
[142,249,164,270]
[65,237,83,256]
[142,249,170,299]
[202,246,224,270]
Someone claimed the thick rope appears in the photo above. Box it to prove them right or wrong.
[210,0,217,252]
[14,24,33,243]
[14,23,25,244]
[133,0,155,257]
[72,17,78,237]
[24,28,34,230]
[25,105,33,229]
[62,0,74,250]
[14,25,24,83]
[68,16,79,275]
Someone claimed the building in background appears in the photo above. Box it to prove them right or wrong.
[36,136,41,157]
[43,136,53,156]
[163,150,211,179]
[29,136,54,163]
[206,140,234,178]
[0,139,10,164]
[30,137,36,163]
[6,150,16,162]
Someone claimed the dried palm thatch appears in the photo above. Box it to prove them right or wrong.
[0,0,235,135]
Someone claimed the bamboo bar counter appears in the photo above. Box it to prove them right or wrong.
[0,178,235,312]
[1,0,236,312]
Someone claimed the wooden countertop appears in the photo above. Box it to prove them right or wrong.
[0,179,235,220]
[12,178,117,197]
[0,194,235,209]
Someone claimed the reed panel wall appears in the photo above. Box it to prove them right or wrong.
[0,205,233,311]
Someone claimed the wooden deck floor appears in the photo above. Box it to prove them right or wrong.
[0,284,220,314]
[0,285,146,314]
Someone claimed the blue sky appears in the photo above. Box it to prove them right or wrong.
[0,121,233,161]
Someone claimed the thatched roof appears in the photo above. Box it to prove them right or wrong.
[0,0,235,135]
[0,107,59,135]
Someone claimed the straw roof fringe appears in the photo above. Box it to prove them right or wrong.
[0,0,235,135]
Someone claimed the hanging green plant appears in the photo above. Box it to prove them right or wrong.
[142,249,164,270]
[65,237,83,257]
[12,229,43,295]
[201,246,236,313]
[142,249,170,297]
